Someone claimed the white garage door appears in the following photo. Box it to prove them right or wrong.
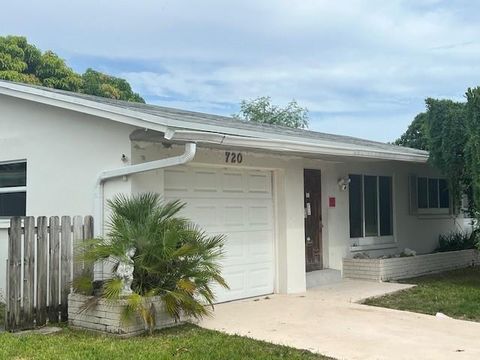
[164,166,275,303]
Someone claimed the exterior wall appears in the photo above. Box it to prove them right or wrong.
[343,249,479,281]
[131,144,464,294]
[130,142,308,294]
[0,94,136,294]
[312,159,467,270]
[0,93,466,298]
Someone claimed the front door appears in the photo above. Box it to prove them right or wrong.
[304,169,323,272]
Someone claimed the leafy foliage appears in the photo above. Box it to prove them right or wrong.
[75,193,227,333]
[465,87,480,216]
[436,231,478,252]
[423,98,468,210]
[0,35,144,102]
[234,96,309,129]
[394,112,429,150]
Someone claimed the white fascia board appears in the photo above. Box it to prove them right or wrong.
[0,82,169,133]
[170,130,429,163]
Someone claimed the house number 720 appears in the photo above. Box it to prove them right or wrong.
[225,152,243,164]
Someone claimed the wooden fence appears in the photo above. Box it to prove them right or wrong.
[6,216,93,332]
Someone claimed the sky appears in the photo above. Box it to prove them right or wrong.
[1,0,479,142]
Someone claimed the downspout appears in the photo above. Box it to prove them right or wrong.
[93,142,197,237]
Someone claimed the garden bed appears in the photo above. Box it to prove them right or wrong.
[68,293,185,337]
[343,249,479,282]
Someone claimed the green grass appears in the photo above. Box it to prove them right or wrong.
[364,267,480,321]
[0,324,331,360]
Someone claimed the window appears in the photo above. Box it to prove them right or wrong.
[417,177,449,209]
[0,162,27,217]
[349,174,393,238]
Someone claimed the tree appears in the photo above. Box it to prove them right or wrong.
[423,98,468,211]
[0,35,144,103]
[82,69,144,102]
[233,96,309,129]
[394,112,429,150]
[465,88,480,216]
[75,193,228,333]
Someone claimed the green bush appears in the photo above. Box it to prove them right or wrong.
[436,230,478,252]
[74,193,228,333]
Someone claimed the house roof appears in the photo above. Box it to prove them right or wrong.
[0,80,428,162]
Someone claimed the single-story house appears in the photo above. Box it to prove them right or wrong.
[0,80,468,303]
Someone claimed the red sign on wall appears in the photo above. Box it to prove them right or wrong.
[329,197,336,208]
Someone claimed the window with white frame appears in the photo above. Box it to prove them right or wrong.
[349,174,393,238]
[417,177,449,210]
[0,161,27,217]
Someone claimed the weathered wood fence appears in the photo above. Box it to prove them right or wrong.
[6,216,93,332]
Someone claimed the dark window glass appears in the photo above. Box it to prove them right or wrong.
[0,192,26,216]
[439,179,450,209]
[379,176,393,236]
[0,162,26,188]
[364,176,378,236]
[418,177,428,208]
[349,175,363,238]
[428,178,439,208]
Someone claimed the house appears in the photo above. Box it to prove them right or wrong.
[0,80,467,303]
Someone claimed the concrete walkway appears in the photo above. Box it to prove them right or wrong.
[200,280,480,360]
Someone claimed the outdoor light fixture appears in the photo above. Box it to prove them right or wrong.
[338,176,351,191]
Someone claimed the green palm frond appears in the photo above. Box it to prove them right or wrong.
[73,192,228,333]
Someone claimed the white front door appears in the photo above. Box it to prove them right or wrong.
[164,166,275,303]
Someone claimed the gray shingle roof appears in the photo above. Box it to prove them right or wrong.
[0,80,427,157]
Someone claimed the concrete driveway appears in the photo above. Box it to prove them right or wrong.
[200,280,480,360]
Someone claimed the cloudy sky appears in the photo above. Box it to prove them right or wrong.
[1,0,479,142]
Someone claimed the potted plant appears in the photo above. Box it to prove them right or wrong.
[70,193,228,335]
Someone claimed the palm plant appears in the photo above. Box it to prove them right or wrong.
[74,193,228,332]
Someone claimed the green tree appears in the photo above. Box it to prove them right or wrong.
[0,35,144,103]
[82,68,144,102]
[394,112,429,150]
[234,96,309,129]
[423,98,468,211]
[465,88,480,216]
[75,193,228,333]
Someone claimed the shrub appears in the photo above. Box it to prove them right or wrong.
[74,193,228,333]
[436,230,478,252]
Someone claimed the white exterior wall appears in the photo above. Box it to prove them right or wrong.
[0,94,464,298]
[0,95,136,294]
[131,143,463,294]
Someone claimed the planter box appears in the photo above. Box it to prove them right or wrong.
[343,249,480,282]
[68,293,183,337]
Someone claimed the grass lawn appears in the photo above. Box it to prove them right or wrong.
[364,267,480,322]
[0,324,332,360]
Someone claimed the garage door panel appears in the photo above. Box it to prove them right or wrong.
[165,166,274,303]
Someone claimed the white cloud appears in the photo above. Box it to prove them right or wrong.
[0,0,479,141]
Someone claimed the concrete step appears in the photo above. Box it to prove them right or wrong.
[306,269,342,288]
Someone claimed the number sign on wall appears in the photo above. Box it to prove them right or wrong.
[225,152,243,164]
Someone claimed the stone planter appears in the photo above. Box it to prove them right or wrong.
[343,249,480,282]
[68,293,184,337]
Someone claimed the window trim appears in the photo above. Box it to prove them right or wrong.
[349,173,395,241]
[0,160,27,218]
[416,176,449,215]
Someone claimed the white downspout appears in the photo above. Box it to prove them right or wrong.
[93,142,197,237]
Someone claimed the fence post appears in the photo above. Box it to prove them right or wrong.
[36,216,48,326]
[48,217,60,323]
[7,217,22,331]
[23,217,35,327]
[60,216,72,322]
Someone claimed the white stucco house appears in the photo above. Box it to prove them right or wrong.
[0,80,467,303]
